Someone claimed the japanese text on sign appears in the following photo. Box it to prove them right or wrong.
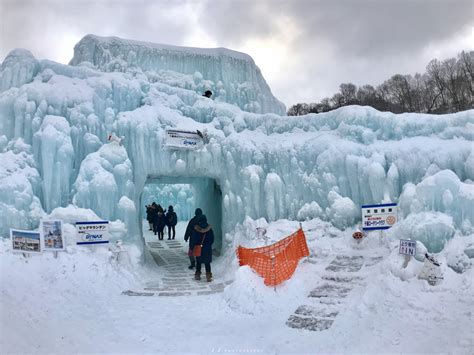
[75,221,110,245]
[163,129,203,150]
[361,203,398,231]
[399,239,416,256]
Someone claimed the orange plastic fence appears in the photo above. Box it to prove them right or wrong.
[236,228,310,286]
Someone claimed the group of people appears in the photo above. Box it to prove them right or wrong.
[145,203,178,240]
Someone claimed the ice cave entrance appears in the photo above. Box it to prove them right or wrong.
[139,176,223,256]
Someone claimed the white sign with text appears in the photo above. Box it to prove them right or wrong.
[163,129,204,149]
[75,221,110,245]
[399,239,417,256]
[361,203,398,231]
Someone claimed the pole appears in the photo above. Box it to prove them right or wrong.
[402,255,411,268]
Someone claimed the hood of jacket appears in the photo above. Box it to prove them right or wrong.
[194,225,212,233]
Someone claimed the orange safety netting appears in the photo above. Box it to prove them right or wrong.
[236,228,310,286]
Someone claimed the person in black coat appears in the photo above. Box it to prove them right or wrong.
[184,208,203,269]
[190,214,214,282]
[150,203,159,235]
[153,205,166,240]
[165,205,178,240]
[146,205,153,231]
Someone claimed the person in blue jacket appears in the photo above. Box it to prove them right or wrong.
[190,214,214,282]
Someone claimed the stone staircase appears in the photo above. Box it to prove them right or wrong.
[286,254,383,331]
[122,239,231,297]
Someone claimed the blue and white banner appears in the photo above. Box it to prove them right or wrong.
[75,221,110,245]
[361,203,398,231]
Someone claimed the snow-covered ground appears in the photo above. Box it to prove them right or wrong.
[1,217,472,354]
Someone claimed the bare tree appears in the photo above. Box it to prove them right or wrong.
[286,51,473,116]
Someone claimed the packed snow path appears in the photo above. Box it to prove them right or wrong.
[286,253,384,331]
[123,221,230,297]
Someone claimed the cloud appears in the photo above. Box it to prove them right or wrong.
[0,0,196,62]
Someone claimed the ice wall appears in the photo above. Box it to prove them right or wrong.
[0,42,473,254]
[0,139,43,235]
[69,35,286,115]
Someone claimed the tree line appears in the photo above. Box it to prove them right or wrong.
[288,51,473,115]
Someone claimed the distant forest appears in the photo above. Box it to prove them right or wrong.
[287,51,473,115]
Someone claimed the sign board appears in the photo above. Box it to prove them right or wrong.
[41,220,65,251]
[10,229,42,253]
[361,203,397,231]
[163,129,203,149]
[75,221,110,245]
[399,239,417,256]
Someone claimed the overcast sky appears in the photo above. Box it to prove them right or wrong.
[1,0,473,107]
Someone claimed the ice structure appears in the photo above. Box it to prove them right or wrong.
[70,35,286,115]
[0,34,473,253]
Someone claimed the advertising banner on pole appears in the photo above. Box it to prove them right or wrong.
[41,220,65,251]
[361,203,398,231]
[163,129,204,149]
[75,221,110,245]
[10,229,42,253]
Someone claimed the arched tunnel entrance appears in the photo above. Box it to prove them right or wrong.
[139,176,223,265]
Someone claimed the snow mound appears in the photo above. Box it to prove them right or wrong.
[326,190,359,229]
[399,170,473,229]
[223,266,273,314]
[391,211,455,253]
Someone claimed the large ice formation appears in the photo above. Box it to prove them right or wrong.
[70,35,286,115]
[0,34,472,253]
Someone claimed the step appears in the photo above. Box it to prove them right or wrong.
[286,315,334,331]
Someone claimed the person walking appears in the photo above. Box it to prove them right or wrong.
[184,208,202,269]
[151,203,159,236]
[190,214,214,282]
[166,205,178,240]
[156,205,166,240]
[146,205,153,231]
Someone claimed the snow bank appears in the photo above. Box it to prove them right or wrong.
[391,212,455,253]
